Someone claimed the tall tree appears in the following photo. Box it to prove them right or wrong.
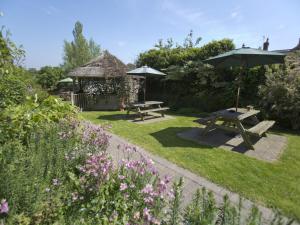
[63,21,101,70]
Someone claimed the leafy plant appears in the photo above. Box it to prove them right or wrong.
[0,96,77,144]
[35,66,66,90]
[259,51,300,129]
[183,188,217,225]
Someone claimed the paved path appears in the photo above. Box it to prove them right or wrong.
[107,132,297,225]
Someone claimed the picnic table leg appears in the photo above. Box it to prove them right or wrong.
[201,117,217,136]
[234,121,254,150]
[127,105,131,116]
[157,104,164,117]
[137,107,144,121]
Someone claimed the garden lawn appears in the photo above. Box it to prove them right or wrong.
[81,111,300,221]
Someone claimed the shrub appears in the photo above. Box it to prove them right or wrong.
[0,117,110,222]
[0,73,27,109]
[259,51,300,129]
[36,66,66,90]
[0,96,77,144]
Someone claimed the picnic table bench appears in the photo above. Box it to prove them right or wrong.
[195,108,275,150]
[127,101,169,121]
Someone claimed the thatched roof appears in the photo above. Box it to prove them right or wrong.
[68,50,128,78]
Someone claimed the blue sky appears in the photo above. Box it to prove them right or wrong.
[1,0,299,68]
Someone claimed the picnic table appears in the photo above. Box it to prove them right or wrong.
[195,107,275,150]
[127,101,169,121]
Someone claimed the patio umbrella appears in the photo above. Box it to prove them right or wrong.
[127,65,166,102]
[58,77,73,83]
[204,46,285,111]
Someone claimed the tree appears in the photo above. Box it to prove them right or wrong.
[63,21,101,71]
[0,28,44,109]
[36,66,65,90]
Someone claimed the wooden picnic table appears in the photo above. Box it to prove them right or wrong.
[127,101,169,121]
[195,108,275,150]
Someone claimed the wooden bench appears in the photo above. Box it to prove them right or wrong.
[138,107,169,120]
[246,120,275,137]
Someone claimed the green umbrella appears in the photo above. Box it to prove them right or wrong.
[58,77,73,83]
[127,66,166,102]
[204,47,286,111]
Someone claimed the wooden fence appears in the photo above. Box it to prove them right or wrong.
[70,92,120,111]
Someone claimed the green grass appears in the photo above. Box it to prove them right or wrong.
[81,111,300,221]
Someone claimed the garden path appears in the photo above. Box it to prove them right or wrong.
[107,132,296,225]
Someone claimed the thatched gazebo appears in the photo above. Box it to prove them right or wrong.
[69,50,142,110]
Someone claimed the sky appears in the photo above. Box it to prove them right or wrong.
[1,0,300,69]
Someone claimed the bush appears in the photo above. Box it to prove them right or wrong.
[36,66,66,90]
[0,96,77,144]
[0,74,27,109]
[0,117,110,222]
[259,51,300,129]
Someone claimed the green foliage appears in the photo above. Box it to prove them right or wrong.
[63,21,101,70]
[36,66,65,90]
[136,38,236,111]
[0,125,76,216]
[165,177,184,224]
[183,188,216,224]
[0,27,25,68]
[0,27,47,109]
[0,96,77,144]
[136,38,235,69]
[0,73,27,108]
[164,60,236,111]
[259,51,300,129]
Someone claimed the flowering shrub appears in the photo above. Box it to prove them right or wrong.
[60,145,171,224]
[0,115,110,223]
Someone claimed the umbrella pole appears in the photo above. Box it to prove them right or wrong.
[144,78,146,103]
[235,85,240,112]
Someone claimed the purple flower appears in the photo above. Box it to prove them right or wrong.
[118,175,125,180]
[120,183,128,191]
[143,207,152,221]
[0,199,9,214]
[141,184,154,195]
[144,196,154,204]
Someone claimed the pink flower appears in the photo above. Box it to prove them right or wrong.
[143,207,152,221]
[142,184,156,196]
[118,175,125,180]
[0,199,9,214]
[120,183,128,191]
[144,196,154,204]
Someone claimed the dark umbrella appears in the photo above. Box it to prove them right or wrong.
[127,66,166,102]
[204,47,285,111]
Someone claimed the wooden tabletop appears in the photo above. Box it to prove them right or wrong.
[212,108,260,121]
[131,101,164,108]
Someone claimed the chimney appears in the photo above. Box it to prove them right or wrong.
[292,38,300,50]
[263,38,269,50]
